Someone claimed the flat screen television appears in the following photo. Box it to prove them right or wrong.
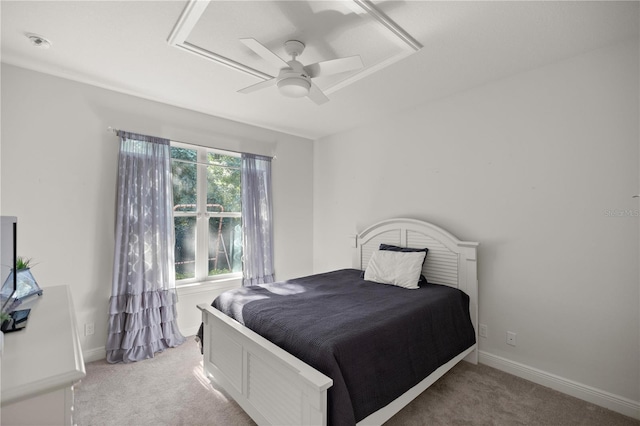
[1,216,34,332]
[1,216,17,313]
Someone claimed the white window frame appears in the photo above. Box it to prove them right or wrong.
[171,141,242,287]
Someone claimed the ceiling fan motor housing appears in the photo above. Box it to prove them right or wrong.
[277,59,311,98]
[277,73,311,98]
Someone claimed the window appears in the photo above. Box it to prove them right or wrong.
[171,142,242,284]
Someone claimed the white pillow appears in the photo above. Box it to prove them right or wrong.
[364,250,426,289]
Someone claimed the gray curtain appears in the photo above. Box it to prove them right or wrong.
[106,131,185,363]
[241,154,275,286]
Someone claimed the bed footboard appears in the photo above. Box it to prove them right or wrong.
[197,303,333,426]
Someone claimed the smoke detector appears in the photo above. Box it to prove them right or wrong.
[26,33,52,49]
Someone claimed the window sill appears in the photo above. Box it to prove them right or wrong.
[176,277,242,296]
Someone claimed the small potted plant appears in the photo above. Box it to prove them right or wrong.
[16,256,33,270]
[9,256,43,301]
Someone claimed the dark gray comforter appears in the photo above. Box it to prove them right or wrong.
[210,268,476,425]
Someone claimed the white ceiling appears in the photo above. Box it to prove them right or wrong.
[1,1,638,140]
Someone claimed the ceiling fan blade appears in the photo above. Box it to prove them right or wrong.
[240,38,289,70]
[304,55,363,78]
[238,78,276,94]
[307,82,329,105]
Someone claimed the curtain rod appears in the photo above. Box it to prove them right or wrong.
[106,127,276,159]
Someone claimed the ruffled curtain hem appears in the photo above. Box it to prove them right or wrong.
[109,304,178,331]
[106,334,185,364]
[106,290,185,363]
[108,290,178,314]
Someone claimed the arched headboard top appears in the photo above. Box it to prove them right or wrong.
[356,218,478,256]
[353,218,478,281]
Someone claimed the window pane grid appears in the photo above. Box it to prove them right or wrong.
[171,142,242,284]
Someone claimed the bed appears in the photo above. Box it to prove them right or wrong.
[197,218,479,425]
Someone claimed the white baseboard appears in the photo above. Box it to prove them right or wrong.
[479,351,640,420]
[181,326,201,338]
[83,346,106,363]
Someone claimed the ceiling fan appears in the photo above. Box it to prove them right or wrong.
[238,38,363,105]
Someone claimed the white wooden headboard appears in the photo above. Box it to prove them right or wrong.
[353,218,479,362]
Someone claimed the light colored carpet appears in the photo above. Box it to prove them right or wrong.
[75,337,639,426]
[75,337,253,426]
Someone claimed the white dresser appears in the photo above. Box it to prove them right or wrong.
[1,285,86,425]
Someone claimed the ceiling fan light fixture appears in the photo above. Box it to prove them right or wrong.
[277,76,310,98]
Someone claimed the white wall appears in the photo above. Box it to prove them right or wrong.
[0,64,314,359]
[2,37,637,417]
[314,39,639,412]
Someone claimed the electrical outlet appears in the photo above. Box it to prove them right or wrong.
[479,324,488,338]
[506,331,517,346]
[85,322,95,336]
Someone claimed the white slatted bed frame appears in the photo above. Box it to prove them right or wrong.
[197,218,479,426]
